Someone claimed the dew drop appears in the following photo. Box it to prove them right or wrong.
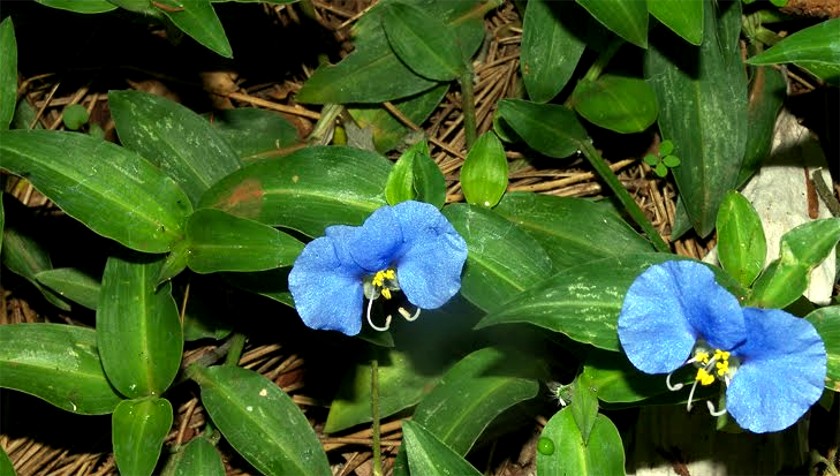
[537,436,555,455]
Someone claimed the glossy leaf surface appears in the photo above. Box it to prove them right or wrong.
[0,130,193,252]
[537,409,625,475]
[158,0,232,58]
[35,268,101,310]
[2,225,70,310]
[209,108,300,163]
[165,436,226,476]
[576,0,648,48]
[0,323,122,414]
[747,18,840,84]
[97,255,183,398]
[0,17,16,130]
[193,365,331,476]
[113,397,173,476]
[496,99,588,159]
[461,131,508,208]
[806,306,840,391]
[571,75,658,133]
[403,421,482,476]
[647,0,703,45]
[716,191,766,288]
[37,0,117,12]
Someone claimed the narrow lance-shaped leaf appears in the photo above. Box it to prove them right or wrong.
[716,190,766,288]
[163,436,226,476]
[0,323,122,415]
[402,421,482,476]
[109,90,241,205]
[0,130,193,253]
[738,66,786,186]
[647,0,703,45]
[97,254,183,398]
[576,0,648,48]
[36,0,117,13]
[0,17,17,130]
[35,267,101,310]
[496,99,588,159]
[747,18,840,85]
[112,397,173,476]
[157,0,232,58]
[2,224,71,311]
[192,365,331,476]
[461,131,508,208]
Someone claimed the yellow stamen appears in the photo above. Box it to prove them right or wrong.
[695,368,715,386]
[694,350,710,364]
[381,288,392,300]
[716,360,729,376]
[713,349,730,361]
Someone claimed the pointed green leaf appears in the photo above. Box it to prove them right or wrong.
[184,209,303,273]
[0,445,12,476]
[199,145,390,237]
[645,0,748,237]
[165,436,226,476]
[716,191,766,288]
[98,255,183,398]
[113,397,173,476]
[648,0,703,45]
[209,108,300,163]
[493,193,654,270]
[192,365,331,476]
[571,75,658,133]
[37,0,117,13]
[738,66,786,186]
[2,224,71,310]
[35,268,101,310]
[496,99,588,159]
[461,131,508,208]
[749,218,840,309]
[576,0,648,48]
[442,204,552,312]
[537,409,625,475]
[382,2,466,81]
[570,374,599,444]
[805,306,840,391]
[747,18,840,84]
[386,140,426,205]
[0,18,17,130]
[107,0,152,12]
[325,349,437,433]
[0,323,122,414]
[521,0,587,103]
[403,421,482,476]
[158,0,232,58]
[477,254,687,351]
[0,130,193,252]
[109,90,241,205]
[411,347,542,455]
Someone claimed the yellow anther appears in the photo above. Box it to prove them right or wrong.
[713,349,730,361]
[694,350,710,364]
[716,360,729,376]
[381,288,392,300]
[372,269,396,287]
[695,368,715,386]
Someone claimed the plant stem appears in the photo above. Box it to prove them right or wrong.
[460,68,477,150]
[371,358,383,476]
[224,333,246,367]
[582,39,622,83]
[578,141,671,253]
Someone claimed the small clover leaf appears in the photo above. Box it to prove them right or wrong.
[644,140,681,178]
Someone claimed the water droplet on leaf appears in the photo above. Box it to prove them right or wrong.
[537,436,555,455]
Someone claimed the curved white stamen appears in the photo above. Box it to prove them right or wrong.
[706,400,727,417]
[398,307,421,322]
[366,298,392,332]
[685,378,701,411]
[666,372,684,391]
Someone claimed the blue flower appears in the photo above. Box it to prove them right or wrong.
[288,200,468,336]
[618,260,826,433]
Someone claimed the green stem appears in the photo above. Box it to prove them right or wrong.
[582,39,622,83]
[578,141,670,253]
[460,68,477,150]
[224,333,246,367]
[371,358,383,476]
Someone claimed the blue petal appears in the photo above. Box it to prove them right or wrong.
[392,201,467,309]
[618,261,744,374]
[726,308,826,433]
[288,235,366,336]
[343,205,403,272]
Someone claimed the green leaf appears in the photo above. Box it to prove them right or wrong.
[521,0,587,103]
[749,218,840,309]
[0,323,122,415]
[576,0,648,48]
[402,421,482,476]
[496,99,588,159]
[349,84,448,153]
[493,193,654,269]
[382,2,466,81]
[181,280,234,342]
[442,204,553,312]
[209,108,300,163]
[570,374,600,444]
[571,75,658,133]
[645,0,748,237]
[537,409,625,475]
[192,365,331,476]
[164,436,226,476]
[659,140,674,155]
[2,224,71,311]
[325,349,437,433]
[0,130,193,253]
[184,209,303,274]
[0,18,17,130]
[477,253,685,351]
[158,0,232,58]
[738,66,786,186]
[98,255,183,398]
[747,18,840,84]
[113,397,173,476]
[297,1,483,104]
[411,347,542,455]
[35,268,101,310]
[716,191,766,288]
[461,131,508,208]
[805,306,840,391]
[107,0,153,13]
[647,0,703,45]
[62,104,89,130]
[109,90,242,205]
[199,145,390,237]
[582,349,673,404]
[662,155,681,167]
[0,445,12,476]
[37,0,118,13]
[387,139,425,205]
[410,141,446,208]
